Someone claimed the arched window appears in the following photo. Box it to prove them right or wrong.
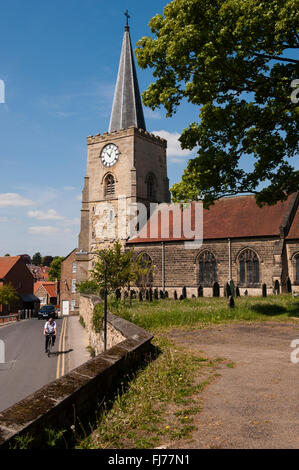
[104,174,115,196]
[296,255,299,282]
[146,173,156,199]
[137,253,154,288]
[198,251,217,287]
[239,249,260,285]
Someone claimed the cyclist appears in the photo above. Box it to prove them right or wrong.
[44,316,57,353]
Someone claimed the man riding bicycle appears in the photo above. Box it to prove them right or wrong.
[44,317,57,353]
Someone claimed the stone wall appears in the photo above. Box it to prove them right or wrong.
[79,294,126,355]
[0,301,153,448]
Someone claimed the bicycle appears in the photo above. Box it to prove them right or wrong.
[46,332,55,357]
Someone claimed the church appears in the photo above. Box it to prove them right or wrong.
[76,19,299,299]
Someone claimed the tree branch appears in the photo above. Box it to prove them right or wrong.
[253,53,299,64]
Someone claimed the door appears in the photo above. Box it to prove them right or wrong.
[62,301,69,316]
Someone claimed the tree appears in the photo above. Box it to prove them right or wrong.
[42,256,54,267]
[90,241,143,295]
[136,0,299,207]
[32,252,42,266]
[0,283,19,309]
[48,257,64,281]
[19,254,31,265]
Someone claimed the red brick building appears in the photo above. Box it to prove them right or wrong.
[0,256,40,315]
[34,282,58,307]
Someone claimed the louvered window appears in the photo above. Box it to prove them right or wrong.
[105,174,115,196]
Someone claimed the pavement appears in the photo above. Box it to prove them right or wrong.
[166,321,299,449]
[65,315,90,373]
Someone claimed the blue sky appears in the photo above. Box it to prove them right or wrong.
[0,0,298,258]
[0,0,199,257]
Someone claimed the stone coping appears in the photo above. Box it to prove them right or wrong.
[0,303,153,448]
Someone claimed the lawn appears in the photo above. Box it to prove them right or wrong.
[110,294,299,331]
[76,294,299,449]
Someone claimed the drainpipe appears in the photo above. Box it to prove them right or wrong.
[228,238,232,281]
[161,241,165,293]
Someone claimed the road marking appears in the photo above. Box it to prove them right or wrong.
[56,317,67,379]
[61,317,67,377]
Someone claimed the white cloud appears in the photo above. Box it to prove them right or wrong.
[0,193,33,207]
[76,194,82,201]
[27,209,65,221]
[64,186,76,191]
[152,130,194,159]
[28,226,60,235]
[0,217,8,222]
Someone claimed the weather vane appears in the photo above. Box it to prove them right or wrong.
[125,9,130,27]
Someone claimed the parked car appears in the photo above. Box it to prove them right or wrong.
[38,305,57,320]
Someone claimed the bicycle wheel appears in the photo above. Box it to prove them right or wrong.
[47,336,52,357]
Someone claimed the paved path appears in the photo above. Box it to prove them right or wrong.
[0,315,89,413]
[167,321,299,449]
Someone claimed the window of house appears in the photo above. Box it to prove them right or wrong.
[72,262,77,274]
[72,279,76,293]
[40,297,46,305]
[198,251,217,287]
[105,174,115,196]
[71,300,76,311]
[239,249,260,285]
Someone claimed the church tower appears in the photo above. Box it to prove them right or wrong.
[77,14,170,283]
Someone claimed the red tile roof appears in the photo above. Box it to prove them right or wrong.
[34,282,57,298]
[287,208,299,239]
[0,256,21,279]
[128,195,297,243]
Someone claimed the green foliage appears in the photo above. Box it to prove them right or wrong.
[9,433,34,449]
[92,304,104,333]
[90,241,146,294]
[0,282,19,307]
[79,315,86,328]
[86,345,96,358]
[32,252,42,266]
[48,257,64,281]
[136,0,299,207]
[77,280,99,295]
[44,428,67,448]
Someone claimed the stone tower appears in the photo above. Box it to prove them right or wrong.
[76,18,170,284]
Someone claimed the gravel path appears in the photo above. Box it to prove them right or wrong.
[166,321,299,449]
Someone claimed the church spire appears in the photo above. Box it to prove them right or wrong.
[109,12,146,133]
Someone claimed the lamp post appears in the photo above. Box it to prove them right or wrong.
[76,250,108,352]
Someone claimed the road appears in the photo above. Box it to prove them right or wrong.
[0,316,70,413]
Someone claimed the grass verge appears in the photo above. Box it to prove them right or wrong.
[76,336,226,449]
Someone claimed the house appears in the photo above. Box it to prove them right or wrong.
[0,256,40,316]
[60,249,78,315]
[28,265,50,282]
[34,282,59,307]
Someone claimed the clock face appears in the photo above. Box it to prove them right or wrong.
[101,144,119,167]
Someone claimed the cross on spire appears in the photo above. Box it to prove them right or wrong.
[125,9,130,29]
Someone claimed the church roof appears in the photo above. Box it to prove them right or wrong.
[287,207,299,239]
[127,194,298,243]
[109,24,146,132]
